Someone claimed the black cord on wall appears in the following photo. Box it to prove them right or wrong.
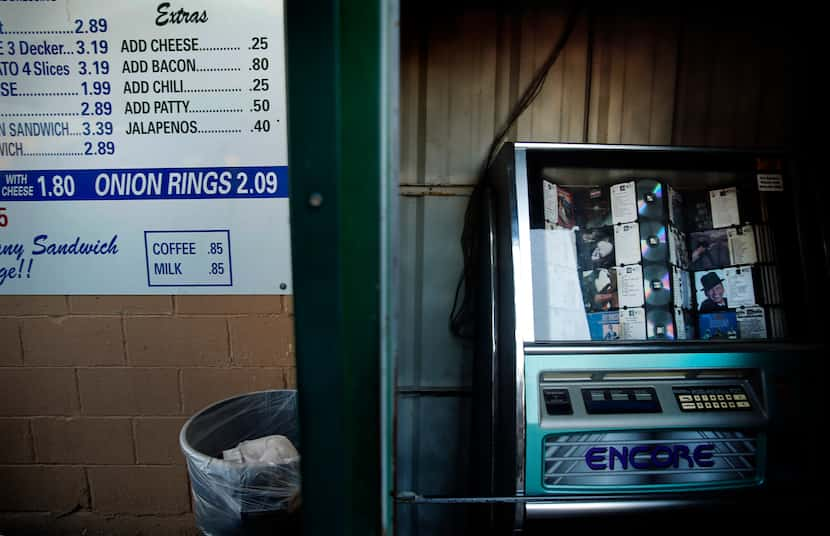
[449,4,585,339]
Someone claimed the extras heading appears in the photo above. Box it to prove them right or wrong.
[156,2,208,26]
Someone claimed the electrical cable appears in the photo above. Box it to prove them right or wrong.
[449,5,585,339]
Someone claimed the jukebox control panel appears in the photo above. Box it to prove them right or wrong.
[542,384,755,416]
[674,386,752,411]
[537,373,765,426]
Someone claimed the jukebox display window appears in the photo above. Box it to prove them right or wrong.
[524,148,794,343]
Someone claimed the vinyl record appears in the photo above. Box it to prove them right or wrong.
[639,221,668,262]
[647,307,675,339]
[637,179,665,220]
[643,264,672,306]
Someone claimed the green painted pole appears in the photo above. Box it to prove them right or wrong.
[285,0,393,534]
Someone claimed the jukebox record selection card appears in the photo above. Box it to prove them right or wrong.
[557,186,576,229]
[689,227,760,271]
[576,227,616,270]
[587,311,621,341]
[671,266,693,310]
[614,222,641,266]
[688,229,731,271]
[617,264,645,308]
[669,226,689,269]
[736,306,768,339]
[693,267,756,312]
[683,187,742,232]
[674,307,687,340]
[543,180,576,229]
[694,269,729,312]
[710,187,741,229]
[698,311,738,340]
[582,265,645,311]
[576,187,613,229]
[543,180,558,229]
[727,225,759,265]
[685,191,713,232]
[674,307,695,340]
[722,266,757,308]
[581,268,619,312]
[611,181,638,224]
[668,185,685,228]
[620,307,647,340]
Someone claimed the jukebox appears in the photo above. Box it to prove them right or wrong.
[473,143,823,532]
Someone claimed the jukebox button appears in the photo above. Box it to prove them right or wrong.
[696,402,704,409]
[704,402,712,409]
[712,402,720,409]
[717,395,725,401]
[725,394,733,401]
[693,395,701,401]
[737,401,751,408]
[681,402,696,410]
[700,395,709,401]
[544,389,573,415]
[728,402,737,408]
[734,393,747,401]
[678,395,693,402]
[544,389,568,400]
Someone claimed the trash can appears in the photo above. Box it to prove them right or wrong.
[180,389,301,535]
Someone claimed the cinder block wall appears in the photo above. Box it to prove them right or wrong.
[0,295,294,532]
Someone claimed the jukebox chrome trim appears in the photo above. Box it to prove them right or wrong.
[525,499,700,518]
[512,147,532,497]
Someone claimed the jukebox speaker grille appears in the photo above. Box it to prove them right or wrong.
[542,430,760,489]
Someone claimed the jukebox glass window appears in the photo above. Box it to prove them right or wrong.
[523,147,789,343]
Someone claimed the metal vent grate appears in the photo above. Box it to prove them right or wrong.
[543,430,759,489]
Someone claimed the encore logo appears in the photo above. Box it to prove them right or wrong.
[585,444,716,471]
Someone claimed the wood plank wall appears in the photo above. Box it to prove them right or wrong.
[401,6,791,186]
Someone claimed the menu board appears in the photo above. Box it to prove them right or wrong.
[0,0,290,294]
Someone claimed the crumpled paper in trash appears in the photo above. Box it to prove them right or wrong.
[222,434,299,465]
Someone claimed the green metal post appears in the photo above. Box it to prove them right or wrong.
[285,0,395,534]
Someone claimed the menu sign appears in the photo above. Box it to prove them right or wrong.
[0,0,291,294]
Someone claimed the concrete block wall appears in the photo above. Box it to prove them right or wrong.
[0,295,295,532]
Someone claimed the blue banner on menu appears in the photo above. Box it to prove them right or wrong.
[0,166,289,201]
